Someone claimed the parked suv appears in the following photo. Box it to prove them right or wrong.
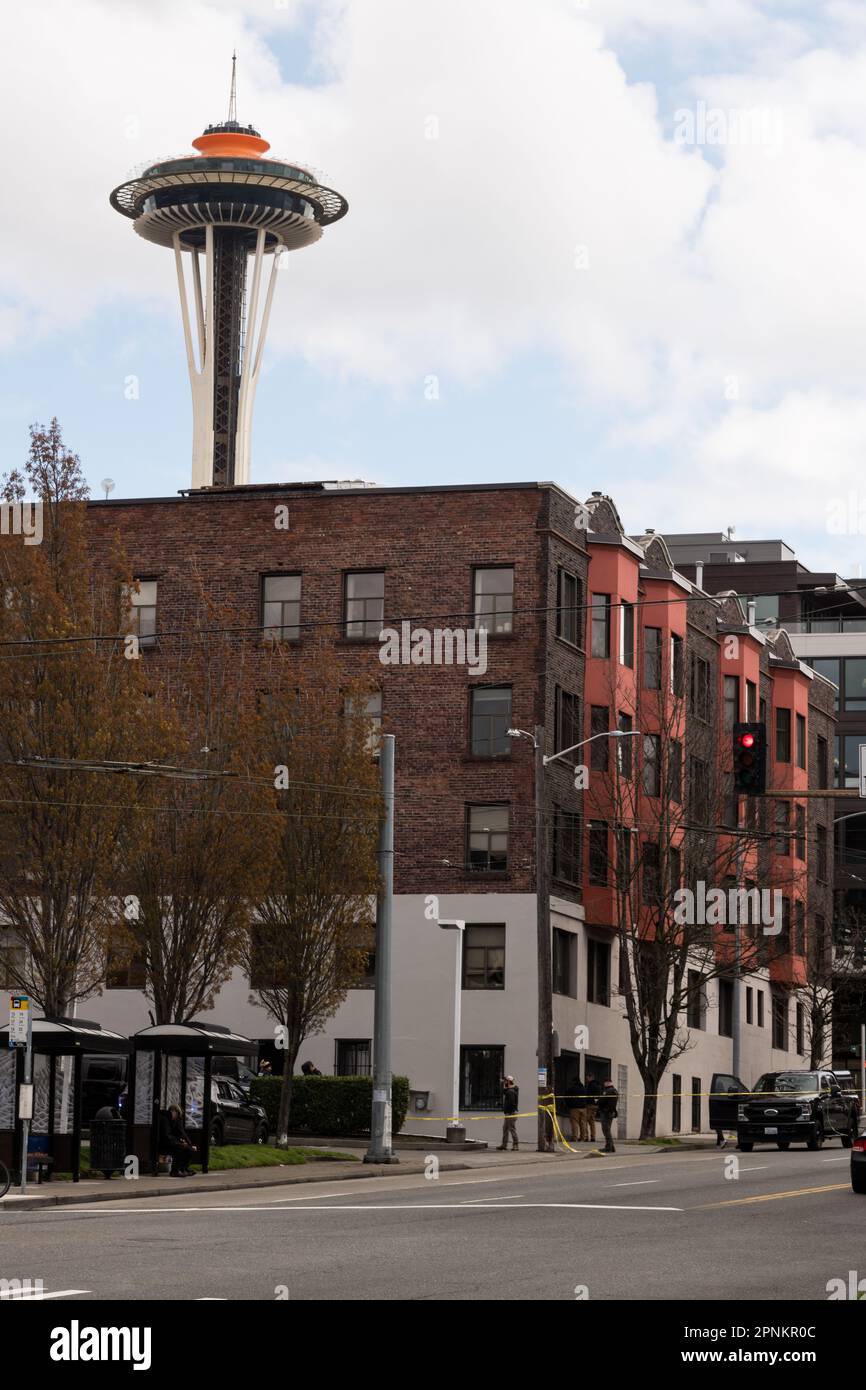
[737,1070,857,1152]
[209,1079,269,1147]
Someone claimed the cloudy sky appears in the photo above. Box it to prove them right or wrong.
[3,0,866,570]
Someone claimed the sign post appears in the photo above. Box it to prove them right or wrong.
[9,995,33,1195]
[859,744,866,800]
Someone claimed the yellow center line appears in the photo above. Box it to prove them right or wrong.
[695,1182,849,1210]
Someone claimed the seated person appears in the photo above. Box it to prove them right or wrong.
[158,1104,197,1176]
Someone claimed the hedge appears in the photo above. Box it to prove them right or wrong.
[249,1074,410,1137]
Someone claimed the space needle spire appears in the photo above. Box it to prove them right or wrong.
[110,64,348,489]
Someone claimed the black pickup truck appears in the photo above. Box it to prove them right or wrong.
[736,1069,858,1152]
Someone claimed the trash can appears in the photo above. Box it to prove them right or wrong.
[89,1119,127,1174]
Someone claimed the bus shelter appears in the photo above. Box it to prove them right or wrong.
[129,1022,258,1175]
[0,1016,130,1183]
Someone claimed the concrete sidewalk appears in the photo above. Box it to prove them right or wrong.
[0,1132,721,1211]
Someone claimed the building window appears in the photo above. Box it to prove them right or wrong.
[552,929,575,996]
[670,740,682,804]
[587,939,611,1006]
[553,809,581,885]
[475,567,514,635]
[670,845,681,895]
[125,578,157,649]
[462,925,505,990]
[817,823,828,883]
[344,691,383,756]
[262,574,301,641]
[590,706,610,770]
[719,979,734,1038]
[642,841,661,905]
[345,571,385,639]
[589,821,608,886]
[796,713,806,769]
[795,803,805,859]
[591,594,611,658]
[470,686,512,757]
[845,658,866,710]
[670,634,684,697]
[335,1039,371,1076]
[691,1078,702,1133]
[795,900,805,957]
[617,712,633,777]
[687,970,707,1030]
[723,675,739,730]
[616,826,633,893]
[771,992,788,1051]
[460,1046,505,1110]
[746,680,757,721]
[467,805,509,872]
[817,736,829,789]
[0,940,24,991]
[688,756,709,825]
[555,688,580,762]
[620,602,635,668]
[796,1002,805,1055]
[642,733,661,796]
[106,929,147,990]
[556,568,580,646]
[746,986,754,1025]
[757,991,765,1028]
[672,1074,682,1133]
[775,707,791,763]
[643,627,662,690]
[774,800,790,855]
[689,654,710,721]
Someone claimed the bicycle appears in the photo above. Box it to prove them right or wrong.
[0,1158,11,1199]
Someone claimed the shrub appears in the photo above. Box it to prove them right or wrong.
[249,1074,409,1137]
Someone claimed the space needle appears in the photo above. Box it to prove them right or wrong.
[110,59,348,488]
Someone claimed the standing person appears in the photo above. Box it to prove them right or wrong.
[598,1079,619,1154]
[567,1074,588,1143]
[584,1073,602,1145]
[496,1075,520,1151]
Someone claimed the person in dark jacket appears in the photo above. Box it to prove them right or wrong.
[496,1075,519,1151]
[301,1061,322,1076]
[584,1074,602,1144]
[567,1076,588,1143]
[159,1104,197,1176]
[597,1080,619,1153]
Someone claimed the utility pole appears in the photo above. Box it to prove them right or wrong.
[535,725,554,1152]
[365,733,398,1164]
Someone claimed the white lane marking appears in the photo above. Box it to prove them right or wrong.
[460,1194,523,1203]
[0,1289,91,1301]
[609,1180,659,1187]
[739,1166,770,1172]
[39,1201,682,1214]
[822,1157,850,1164]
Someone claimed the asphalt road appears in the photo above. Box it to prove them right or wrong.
[1,1145,862,1301]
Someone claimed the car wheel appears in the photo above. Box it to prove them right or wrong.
[210,1122,223,1147]
[737,1141,754,1152]
[806,1124,824,1151]
[255,1124,269,1145]
[776,1141,790,1150]
[852,1165,866,1194]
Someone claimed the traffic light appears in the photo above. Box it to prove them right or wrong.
[733,721,767,795]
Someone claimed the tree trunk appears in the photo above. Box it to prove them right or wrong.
[640,1082,658,1140]
[276,1045,300,1148]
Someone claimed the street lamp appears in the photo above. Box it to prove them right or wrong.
[507,725,641,1151]
[438,919,465,1143]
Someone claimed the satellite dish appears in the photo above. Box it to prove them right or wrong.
[100,478,115,501]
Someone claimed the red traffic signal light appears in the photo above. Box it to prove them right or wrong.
[733,722,766,795]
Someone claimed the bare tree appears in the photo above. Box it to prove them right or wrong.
[240,652,382,1147]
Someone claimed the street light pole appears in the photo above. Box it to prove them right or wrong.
[365,733,398,1164]
[535,725,553,1152]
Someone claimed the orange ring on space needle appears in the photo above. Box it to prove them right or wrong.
[191,131,270,159]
